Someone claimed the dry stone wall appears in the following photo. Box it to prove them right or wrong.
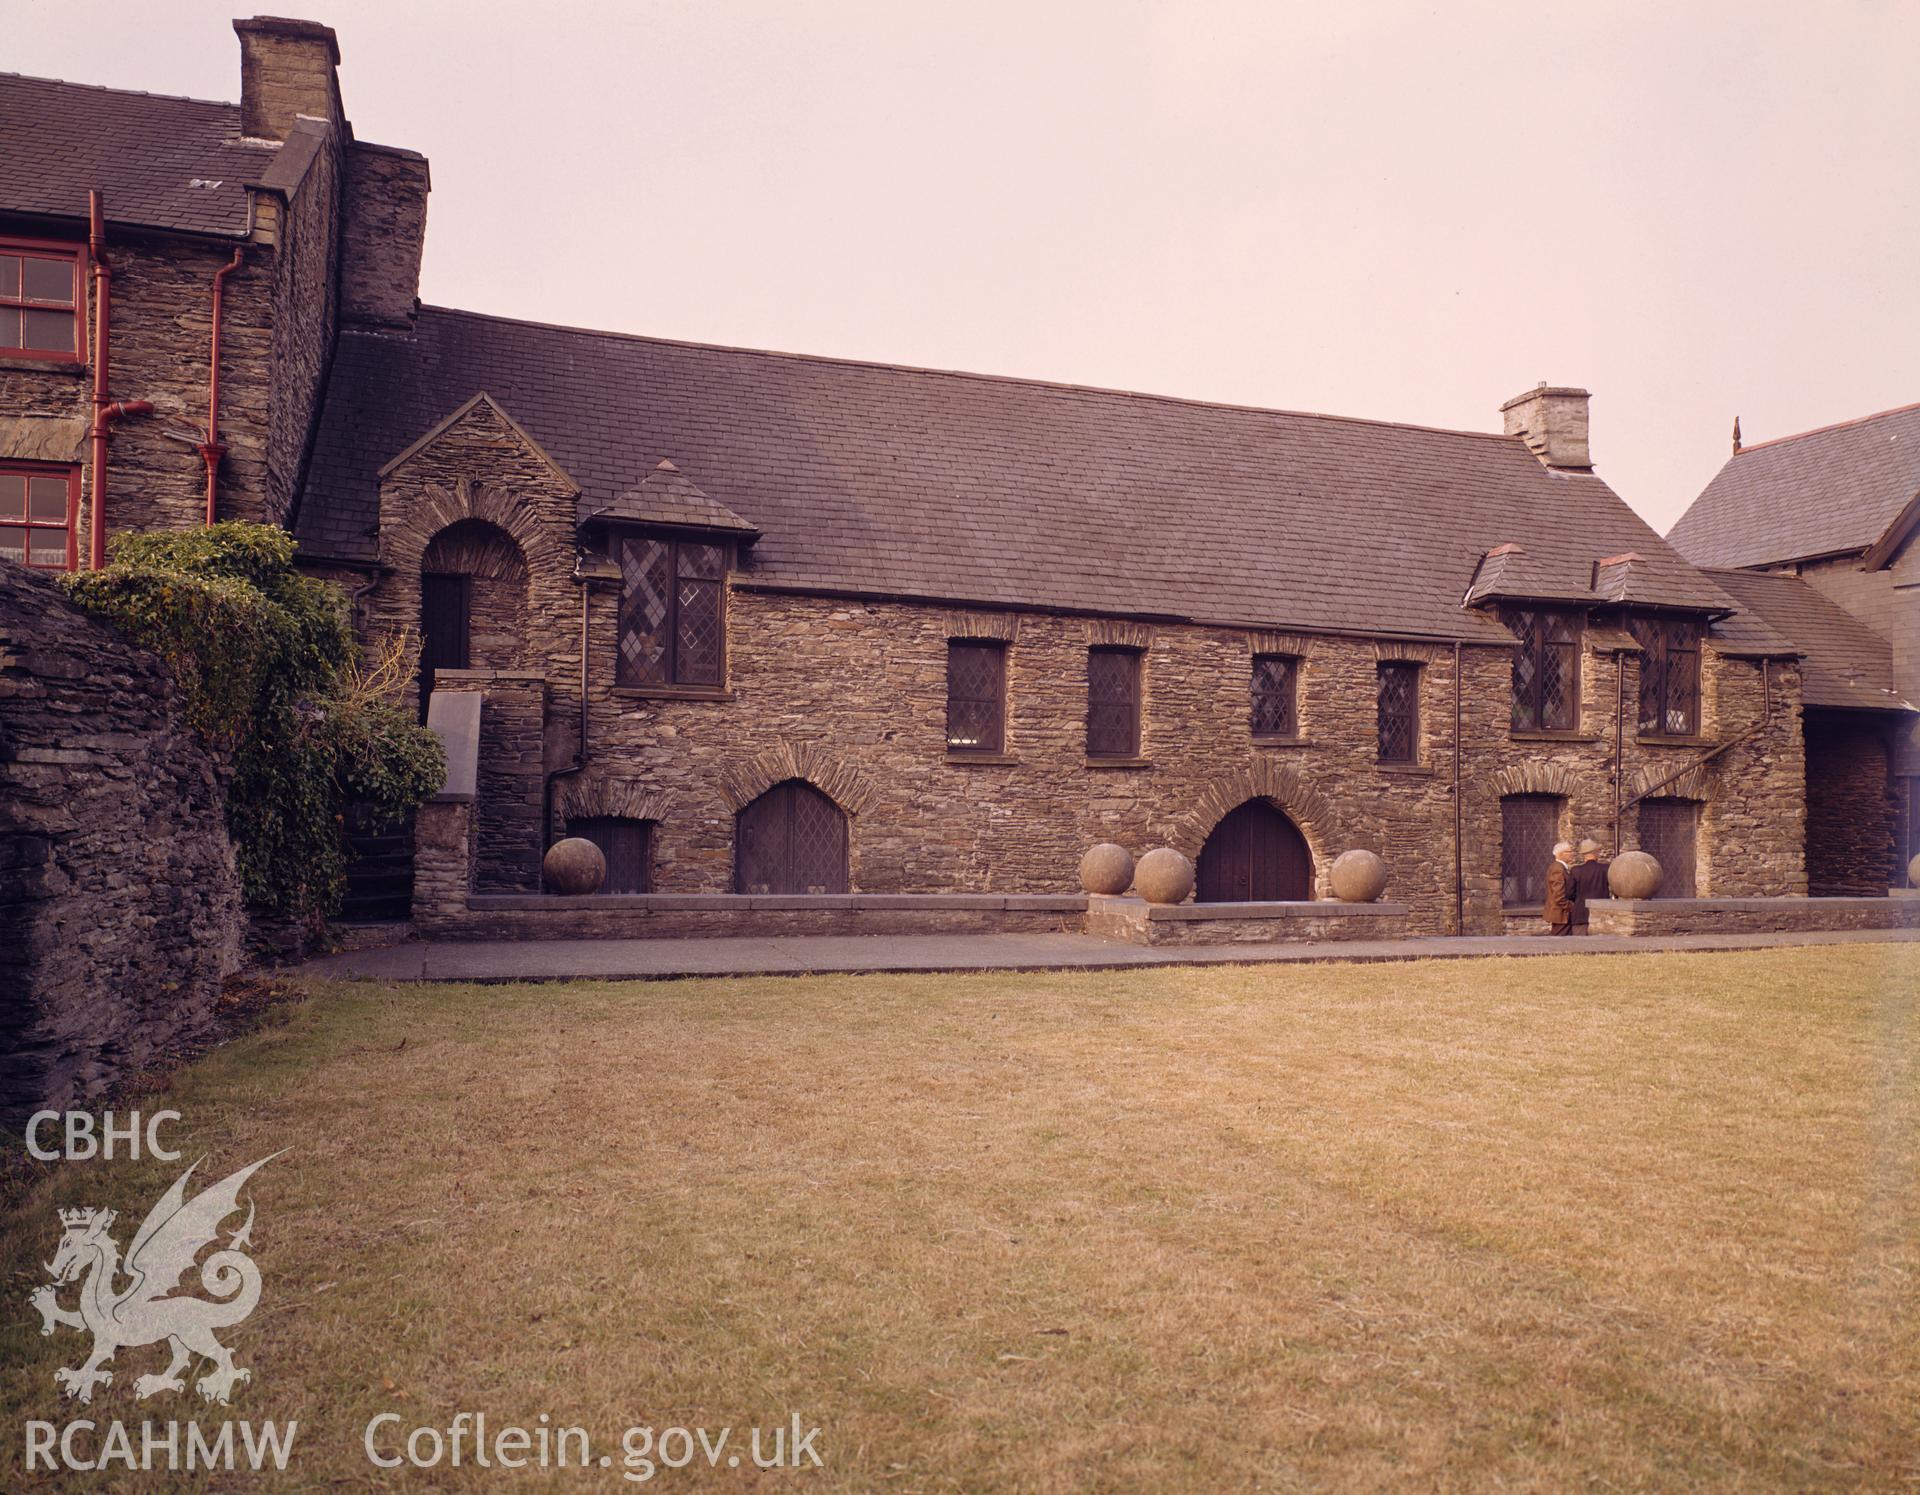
[0,566,242,1122]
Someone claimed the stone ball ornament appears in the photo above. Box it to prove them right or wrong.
[1607,850,1663,901]
[1329,849,1389,903]
[1078,842,1136,896]
[1909,850,1920,889]
[543,837,607,896]
[1133,847,1195,906]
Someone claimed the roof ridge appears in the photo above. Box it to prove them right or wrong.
[0,69,243,114]
[1734,399,1920,456]
[409,304,1526,445]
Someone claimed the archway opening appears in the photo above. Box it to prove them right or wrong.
[1196,798,1312,902]
[735,779,849,894]
[418,517,528,715]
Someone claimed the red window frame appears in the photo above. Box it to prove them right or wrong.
[0,462,81,571]
[0,237,86,362]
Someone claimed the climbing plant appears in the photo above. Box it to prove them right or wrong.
[63,522,445,930]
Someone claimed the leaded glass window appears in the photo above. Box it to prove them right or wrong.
[1628,615,1703,737]
[1503,606,1580,731]
[1086,647,1141,759]
[946,640,1006,754]
[617,533,728,687]
[1501,795,1562,907]
[1377,662,1419,763]
[1250,654,1298,739]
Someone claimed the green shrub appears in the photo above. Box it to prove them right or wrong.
[64,522,446,929]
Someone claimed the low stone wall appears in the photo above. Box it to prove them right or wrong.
[1588,896,1920,937]
[0,567,244,1122]
[1087,895,1407,946]
[425,891,1087,940]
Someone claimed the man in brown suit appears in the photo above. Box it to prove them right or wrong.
[1568,838,1612,933]
[1543,841,1576,934]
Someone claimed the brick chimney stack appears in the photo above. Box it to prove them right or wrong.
[1500,384,1593,471]
[234,16,343,142]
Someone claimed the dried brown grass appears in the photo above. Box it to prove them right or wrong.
[3,945,1915,1490]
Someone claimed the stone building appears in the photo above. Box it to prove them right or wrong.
[1670,410,1919,893]
[1,15,1832,938]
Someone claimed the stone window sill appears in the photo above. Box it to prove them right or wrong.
[1086,756,1152,770]
[1637,733,1711,748]
[947,752,1018,766]
[611,685,733,703]
[1510,730,1600,744]
[0,354,85,376]
[1376,761,1436,776]
[1252,735,1314,748]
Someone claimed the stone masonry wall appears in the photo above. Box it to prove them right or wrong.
[437,670,546,894]
[1805,713,1895,895]
[358,404,1807,936]
[0,565,243,1122]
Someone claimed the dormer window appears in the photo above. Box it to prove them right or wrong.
[615,533,728,689]
[1628,615,1703,737]
[0,242,81,360]
[1502,606,1580,732]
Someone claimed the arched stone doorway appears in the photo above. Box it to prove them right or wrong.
[1196,799,1313,902]
[418,517,528,714]
[735,779,849,894]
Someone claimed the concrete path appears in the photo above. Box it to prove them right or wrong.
[296,926,1920,984]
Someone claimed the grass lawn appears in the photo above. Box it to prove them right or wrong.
[3,945,1917,1490]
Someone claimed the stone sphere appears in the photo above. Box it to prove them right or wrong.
[1329,849,1389,903]
[1909,851,1920,889]
[543,837,606,896]
[1078,842,1136,896]
[1608,850,1663,901]
[1134,847,1195,906]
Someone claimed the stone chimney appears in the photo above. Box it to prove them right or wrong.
[1500,384,1592,471]
[234,16,343,142]
[340,143,431,328]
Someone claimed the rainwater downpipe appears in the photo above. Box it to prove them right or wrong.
[86,191,154,569]
[540,576,593,886]
[1613,648,1626,851]
[1452,640,1464,935]
[199,246,246,524]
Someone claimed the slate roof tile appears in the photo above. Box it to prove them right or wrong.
[1669,403,1920,568]
[1703,567,1911,712]
[300,305,1747,643]
[0,73,276,237]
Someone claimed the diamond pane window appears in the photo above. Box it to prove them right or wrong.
[617,532,729,687]
[0,243,81,359]
[1503,607,1581,731]
[1628,615,1703,737]
[946,640,1006,754]
[1377,662,1419,763]
[1501,794,1562,908]
[1637,798,1698,897]
[1250,654,1298,738]
[0,465,76,570]
[1086,647,1141,759]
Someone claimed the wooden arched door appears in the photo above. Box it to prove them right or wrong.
[735,780,849,894]
[1196,799,1312,902]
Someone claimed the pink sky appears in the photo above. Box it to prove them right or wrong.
[14,2,1917,532]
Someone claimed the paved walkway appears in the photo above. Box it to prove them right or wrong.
[296,926,1920,984]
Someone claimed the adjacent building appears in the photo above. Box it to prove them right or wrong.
[3,16,1837,937]
[1669,410,1919,892]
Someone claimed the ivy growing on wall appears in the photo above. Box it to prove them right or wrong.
[63,523,446,930]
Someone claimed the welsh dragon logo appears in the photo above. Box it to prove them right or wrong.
[29,1154,280,1405]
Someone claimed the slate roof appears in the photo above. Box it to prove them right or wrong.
[300,305,1751,644]
[583,460,758,536]
[1702,568,1911,713]
[1669,402,1920,568]
[0,73,280,237]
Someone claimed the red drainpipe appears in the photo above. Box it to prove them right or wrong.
[199,246,245,524]
[86,190,153,569]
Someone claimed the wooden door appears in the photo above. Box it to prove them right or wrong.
[1196,800,1312,903]
[570,817,652,894]
[1637,799,1698,897]
[735,780,849,894]
[419,572,471,719]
